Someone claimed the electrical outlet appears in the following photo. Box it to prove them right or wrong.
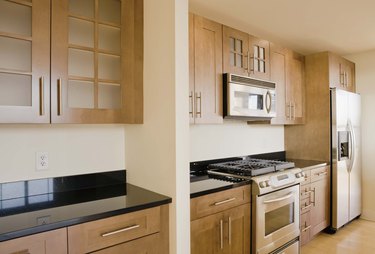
[36,152,49,171]
[36,215,51,225]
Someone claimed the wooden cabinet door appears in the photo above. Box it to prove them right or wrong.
[0,0,50,123]
[192,15,223,124]
[189,13,195,124]
[286,51,305,124]
[328,53,343,89]
[0,228,67,254]
[345,59,356,92]
[223,26,249,76]
[248,36,270,81]
[270,43,287,125]
[224,204,250,254]
[310,176,330,236]
[91,233,161,254]
[51,0,143,123]
[191,212,225,254]
[300,211,311,246]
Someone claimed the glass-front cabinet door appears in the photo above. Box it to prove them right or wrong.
[0,0,50,123]
[51,0,143,123]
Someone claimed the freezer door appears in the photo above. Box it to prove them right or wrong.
[331,89,350,229]
[348,92,361,221]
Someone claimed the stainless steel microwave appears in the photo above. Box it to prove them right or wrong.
[223,73,276,120]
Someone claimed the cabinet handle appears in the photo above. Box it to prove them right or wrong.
[101,224,140,237]
[220,219,224,249]
[189,91,193,117]
[195,92,202,118]
[228,216,232,245]
[39,76,44,116]
[292,102,296,120]
[213,197,236,206]
[345,72,348,87]
[57,78,62,116]
[286,102,291,120]
[246,50,250,74]
[302,203,312,210]
[315,171,328,176]
[302,224,312,232]
[10,250,30,254]
[311,187,316,205]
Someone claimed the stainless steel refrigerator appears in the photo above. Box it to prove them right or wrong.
[331,88,362,231]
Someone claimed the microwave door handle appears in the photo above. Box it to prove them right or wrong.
[265,91,272,113]
[263,192,293,204]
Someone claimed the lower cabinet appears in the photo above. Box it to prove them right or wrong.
[300,166,330,245]
[0,205,169,254]
[191,185,251,254]
[0,228,67,254]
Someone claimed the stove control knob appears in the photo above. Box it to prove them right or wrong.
[296,172,303,178]
[265,180,270,187]
[259,181,267,188]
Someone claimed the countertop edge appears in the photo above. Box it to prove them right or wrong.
[190,181,250,199]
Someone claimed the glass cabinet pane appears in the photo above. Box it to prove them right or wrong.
[0,73,31,106]
[99,0,121,25]
[236,54,242,68]
[98,83,121,109]
[0,37,31,72]
[69,18,94,48]
[230,52,235,66]
[98,54,121,80]
[0,1,31,36]
[254,45,259,58]
[68,48,94,78]
[229,37,235,51]
[98,25,121,53]
[68,80,94,108]
[235,39,242,53]
[260,47,265,59]
[69,0,94,18]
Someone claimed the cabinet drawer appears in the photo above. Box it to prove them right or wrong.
[301,170,311,185]
[0,228,67,254]
[300,211,311,246]
[91,233,161,254]
[68,207,161,254]
[300,197,312,214]
[300,184,312,200]
[191,185,251,220]
[311,166,329,182]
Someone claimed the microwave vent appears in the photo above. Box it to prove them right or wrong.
[229,74,275,89]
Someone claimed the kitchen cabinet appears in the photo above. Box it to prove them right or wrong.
[329,53,356,92]
[0,228,67,254]
[223,26,270,80]
[0,0,143,124]
[270,43,305,125]
[299,165,330,245]
[189,14,223,124]
[191,185,251,254]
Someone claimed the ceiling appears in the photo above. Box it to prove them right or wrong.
[189,0,375,56]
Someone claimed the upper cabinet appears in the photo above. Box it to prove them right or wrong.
[0,0,50,123]
[270,43,305,125]
[328,53,356,92]
[189,14,223,124]
[223,26,270,81]
[0,0,143,124]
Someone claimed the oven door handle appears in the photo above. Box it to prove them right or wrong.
[263,192,293,204]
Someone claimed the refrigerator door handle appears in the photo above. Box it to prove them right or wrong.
[348,119,356,173]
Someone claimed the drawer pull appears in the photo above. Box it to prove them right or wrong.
[101,224,140,237]
[302,225,312,232]
[11,250,30,254]
[315,172,328,176]
[301,204,312,210]
[302,190,313,194]
[213,197,236,206]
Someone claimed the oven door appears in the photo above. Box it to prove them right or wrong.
[254,185,300,254]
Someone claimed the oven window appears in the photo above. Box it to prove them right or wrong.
[265,203,294,236]
[234,91,263,110]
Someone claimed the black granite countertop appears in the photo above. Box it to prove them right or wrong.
[0,171,171,242]
[190,178,250,198]
[286,159,328,170]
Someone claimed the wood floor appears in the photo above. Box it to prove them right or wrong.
[301,219,375,254]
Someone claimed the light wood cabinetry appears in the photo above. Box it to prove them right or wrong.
[189,14,223,124]
[0,0,50,123]
[191,185,251,254]
[0,0,143,124]
[300,165,330,246]
[0,205,169,254]
[329,53,356,92]
[0,228,67,254]
[223,26,270,81]
[270,43,305,125]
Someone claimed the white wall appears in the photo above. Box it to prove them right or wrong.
[190,122,284,161]
[0,125,125,183]
[346,51,375,221]
[124,0,190,253]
